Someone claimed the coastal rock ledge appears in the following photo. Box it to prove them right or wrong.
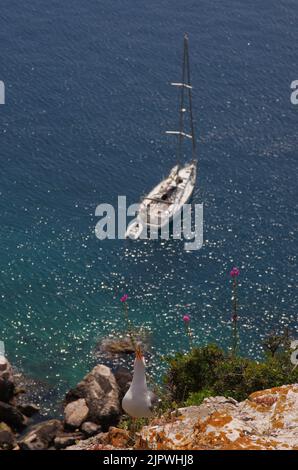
[137,384,298,450]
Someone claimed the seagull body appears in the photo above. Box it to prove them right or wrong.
[122,350,154,418]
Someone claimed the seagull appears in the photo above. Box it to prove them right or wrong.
[122,346,156,419]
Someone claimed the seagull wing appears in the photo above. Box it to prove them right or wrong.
[148,390,159,412]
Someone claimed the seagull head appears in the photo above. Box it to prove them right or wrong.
[134,344,146,374]
[135,344,144,361]
[129,344,149,396]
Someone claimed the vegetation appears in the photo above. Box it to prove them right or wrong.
[185,389,214,406]
[165,340,298,404]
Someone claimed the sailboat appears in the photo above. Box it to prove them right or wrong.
[125,34,197,239]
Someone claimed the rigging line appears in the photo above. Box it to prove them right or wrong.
[185,35,197,162]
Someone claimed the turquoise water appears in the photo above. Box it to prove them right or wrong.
[0,0,297,413]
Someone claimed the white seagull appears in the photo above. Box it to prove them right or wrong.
[122,346,156,418]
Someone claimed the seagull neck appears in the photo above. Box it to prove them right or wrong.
[131,359,147,390]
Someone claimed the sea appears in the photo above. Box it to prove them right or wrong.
[0,0,297,414]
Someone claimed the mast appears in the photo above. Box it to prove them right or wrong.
[166,34,196,166]
[177,35,187,165]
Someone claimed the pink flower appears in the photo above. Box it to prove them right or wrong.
[120,294,128,303]
[230,267,240,278]
[183,315,190,323]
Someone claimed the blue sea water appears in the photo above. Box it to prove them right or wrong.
[0,0,297,413]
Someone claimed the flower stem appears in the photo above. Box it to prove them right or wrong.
[232,277,239,356]
[123,302,137,350]
[185,324,193,350]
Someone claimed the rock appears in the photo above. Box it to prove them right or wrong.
[93,334,151,371]
[65,365,121,430]
[97,335,149,357]
[114,367,132,399]
[18,419,63,450]
[0,421,16,449]
[17,403,40,417]
[65,435,113,451]
[65,431,132,450]
[0,378,15,403]
[64,398,89,429]
[137,384,298,450]
[99,337,136,355]
[0,422,12,431]
[102,427,130,448]
[0,401,27,431]
[0,426,16,450]
[81,421,101,437]
[54,432,84,450]
[0,357,13,381]
[66,427,130,450]
[0,357,15,403]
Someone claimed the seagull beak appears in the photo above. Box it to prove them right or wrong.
[135,346,143,361]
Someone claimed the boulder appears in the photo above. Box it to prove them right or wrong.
[114,367,132,399]
[65,365,121,430]
[66,427,131,450]
[0,357,15,403]
[81,421,101,437]
[0,421,12,431]
[0,378,15,403]
[0,422,16,450]
[64,398,89,429]
[101,426,130,448]
[0,401,27,431]
[65,434,107,451]
[137,384,298,450]
[18,419,63,450]
[0,429,16,450]
[54,432,84,450]
[94,334,150,365]
[98,334,150,355]
[0,357,13,381]
[17,403,40,417]
[99,337,136,355]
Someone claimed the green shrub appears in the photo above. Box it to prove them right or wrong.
[165,344,298,404]
[185,389,214,406]
[164,344,224,402]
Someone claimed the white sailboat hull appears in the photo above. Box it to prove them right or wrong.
[125,161,196,238]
